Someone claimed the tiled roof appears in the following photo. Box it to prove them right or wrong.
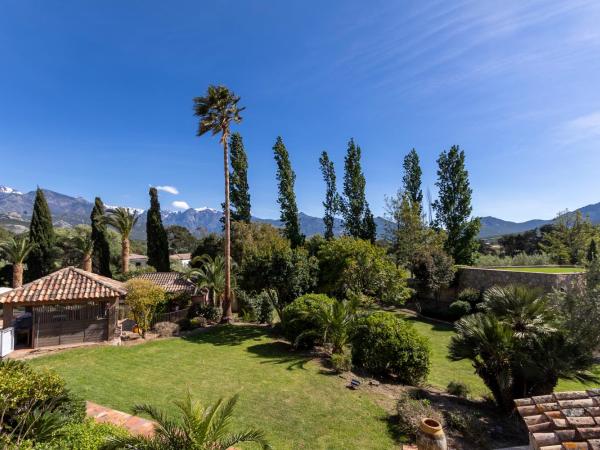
[133,272,195,295]
[0,267,127,305]
[170,253,191,261]
[515,390,600,449]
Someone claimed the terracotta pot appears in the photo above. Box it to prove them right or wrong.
[416,418,447,450]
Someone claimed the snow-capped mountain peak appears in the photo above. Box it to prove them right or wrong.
[194,207,218,213]
[0,185,23,195]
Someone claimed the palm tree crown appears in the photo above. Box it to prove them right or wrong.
[193,85,244,141]
[190,254,228,307]
[102,392,270,450]
[107,207,139,239]
[0,235,34,264]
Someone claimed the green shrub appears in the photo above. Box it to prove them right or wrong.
[282,294,335,349]
[448,300,472,319]
[396,392,443,440]
[37,420,129,450]
[443,410,490,449]
[351,312,431,384]
[188,304,220,322]
[457,288,481,306]
[446,380,470,398]
[330,347,353,373]
[189,316,208,328]
[475,251,552,267]
[237,290,274,324]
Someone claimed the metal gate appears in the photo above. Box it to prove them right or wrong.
[0,327,14,357]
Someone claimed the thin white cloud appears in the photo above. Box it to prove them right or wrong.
[156,185,179,195]
[172,200,190,210]
[559,111,600,144]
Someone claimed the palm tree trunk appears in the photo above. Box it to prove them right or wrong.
[221,133,233,322]
[122,238,130,274]
[83,252,92,272]
[13,262,23,288]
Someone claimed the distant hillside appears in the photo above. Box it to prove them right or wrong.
[478,217,550,238]
[0,186,392,239]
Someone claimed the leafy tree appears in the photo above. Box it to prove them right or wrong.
[194,85,244,322]
[91,197,112,277]
[27,188,57,280]
[166,225,198,254]
[191,233,223,265]
[319,151,339,240]
[317,237,413,304]
[273,136,303,248]
[230,222,287,265]
[433,146,480,265]
[0,235,33,287]
[146,187,170,272]
[411,247,455,299]
[498,228,544,256]
[228,132,251,223]
[125,279,165,337]
[107,207,139,274]
[449,285,598,412]
[341,139,373,241]
[102,392,270,450]
[402,148,423,212]
[541,210,596,265]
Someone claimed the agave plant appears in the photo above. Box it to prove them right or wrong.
[102,392,270,450]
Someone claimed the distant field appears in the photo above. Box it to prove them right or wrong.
[489,266,585,274]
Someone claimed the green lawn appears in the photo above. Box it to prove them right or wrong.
[484,266,584,273]
[30,326,398,450]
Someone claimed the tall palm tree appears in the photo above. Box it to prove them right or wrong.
[190,254,227,307]
[194,85,244,323]
[71,225,94,272]
[107,207,139,274]
[102,392,270,450]
[0,235,34,287]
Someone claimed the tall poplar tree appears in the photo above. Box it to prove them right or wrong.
[402,148,423,212]
[273,136,303,247]
[146,187,170,271]
[229,132,251,223]
[433,145,480,264]
[27,188,56,280]
[91,197,112,277]
[319,151,338,240]
[341,138,374,240]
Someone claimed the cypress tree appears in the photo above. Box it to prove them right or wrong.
[27,188,56,280]
[433,145,481,264]
[362,204,377,243]
[319,151,339,240]
[402,148,423,212]
[588,239,597,262]
[341,138,371,239]
[273,136,304,247]
[91,197,112,277]
[146,187,170,271]
[229,132,251,223]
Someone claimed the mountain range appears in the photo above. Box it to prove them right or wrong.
[2,185,599,240]
[0,186,391,240]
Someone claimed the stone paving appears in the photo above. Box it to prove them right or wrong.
[86,401,155,436]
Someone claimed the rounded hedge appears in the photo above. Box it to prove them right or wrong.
[448,300,472,319]
[282,293,335,348]
[351,312,431,384]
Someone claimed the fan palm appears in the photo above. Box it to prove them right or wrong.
[70,225,94,272]
[107,207,139,274]
[194,85,244,323]
[190,255,227,307]
[0,235,34,287]
[102,392,270,450]
[480,285,557,341]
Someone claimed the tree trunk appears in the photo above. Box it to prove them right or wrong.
[221,133,233,322]
[82,252,92,272]
[122,238,130,274]
[12,262,23,288]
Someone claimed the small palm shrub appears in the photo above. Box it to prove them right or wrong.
[448,300,472,320]
[457,288,481,307]
[330,346,353,372]
[282,294,335,349]
[351,312,431,384]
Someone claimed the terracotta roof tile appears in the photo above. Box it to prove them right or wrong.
[133,272,195,295]
[516,390,600,449]
[0,267,126,304]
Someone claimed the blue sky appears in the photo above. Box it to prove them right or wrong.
[2,1,600,222]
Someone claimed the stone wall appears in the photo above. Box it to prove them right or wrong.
[457,267,585,294]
